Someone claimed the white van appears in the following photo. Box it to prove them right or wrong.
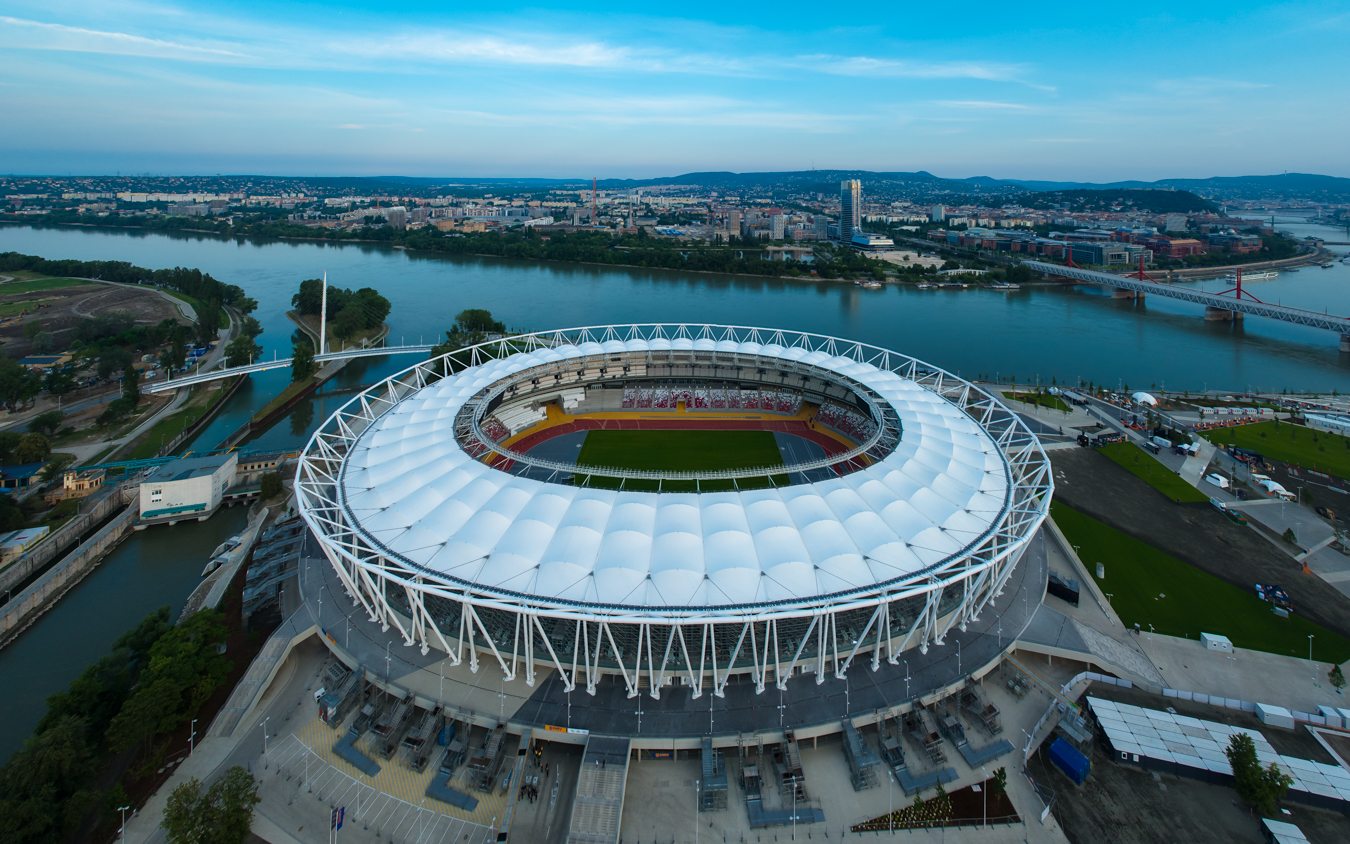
[1205,473,1230,490]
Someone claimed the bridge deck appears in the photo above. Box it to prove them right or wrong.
[1022,260,1350,335]
[145,344,433,393]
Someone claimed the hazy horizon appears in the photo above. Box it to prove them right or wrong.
[3,1,1349,180]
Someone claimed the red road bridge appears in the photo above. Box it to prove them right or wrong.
[1022,260,1350,352]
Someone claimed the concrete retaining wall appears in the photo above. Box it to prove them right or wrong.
[0,501,138,649]
[0,483,135,601]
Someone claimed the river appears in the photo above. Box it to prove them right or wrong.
[0,218,1346,761]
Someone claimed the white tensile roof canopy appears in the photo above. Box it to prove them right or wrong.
[339,338,1012,613]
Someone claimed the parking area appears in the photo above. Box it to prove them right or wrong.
[258,734,498,844]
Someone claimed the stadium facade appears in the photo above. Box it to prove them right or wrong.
[296,324,1052,705]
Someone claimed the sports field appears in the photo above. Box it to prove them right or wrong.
[1202,421,1350,479]
[1051,501,1350,662]
[577,429,784,473]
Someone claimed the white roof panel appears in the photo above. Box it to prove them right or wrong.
[336,338,1017,610]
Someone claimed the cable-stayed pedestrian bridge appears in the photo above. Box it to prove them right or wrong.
[1022,260,1350,351]
[144,344,434,393]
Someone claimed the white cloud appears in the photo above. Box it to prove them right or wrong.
[800,54,1029,82]
[1154,77,1272,96]
[0,14,247,62]
[933,100,1034,111]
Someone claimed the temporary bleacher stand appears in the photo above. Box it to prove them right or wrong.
[699,738,729,810]
[841,720,882,791]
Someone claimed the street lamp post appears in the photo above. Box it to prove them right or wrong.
[189,718,197,755]
[1309,634,1316,685]
[694,778,699,844]
[118,805,131,840]
[260,716,270,754]
[888,769,895,833]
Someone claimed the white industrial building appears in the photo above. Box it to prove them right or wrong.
[139,453,238,522]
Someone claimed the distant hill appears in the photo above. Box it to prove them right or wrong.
[592,170,1350,202]
[993,172,1350,201]
[1019,188,1216,214]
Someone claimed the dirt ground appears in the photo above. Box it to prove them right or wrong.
[1029,739,1350,844]
[0,280,186,358]
[1050,448,1350,639]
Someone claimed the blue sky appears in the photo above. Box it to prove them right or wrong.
[2,1,1348,179]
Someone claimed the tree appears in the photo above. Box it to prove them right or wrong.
[28,410,64,437]
[43,368,75,398]
[259,472,283,500]
[224,333,260,368]
[14,432,51,464]
[290,337,316,382]
[162,767,260,844]
[121,363,140,408]
[1331,664,1346,691]
[0,357,41,411]
[1226,733,1293,817]
[455,309,505,335]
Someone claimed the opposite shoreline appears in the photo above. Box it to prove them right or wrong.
[2,217,1332,288]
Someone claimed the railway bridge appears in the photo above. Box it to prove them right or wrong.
[1022,260,1350,352]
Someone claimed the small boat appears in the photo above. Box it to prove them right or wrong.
[916,282,936,290]
[1224,270,1279,281]
[855,279,883,290]
[989,281,1021,290]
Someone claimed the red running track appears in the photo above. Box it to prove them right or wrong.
[504,416,854,458]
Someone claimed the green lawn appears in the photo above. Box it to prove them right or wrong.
[121,386,228,461]
[1202,421,1350,479]
[1051,501,1350,662]
[1099,442,1208,503]
[1005,391,1070,412]
[574,429,784,491]
[0,276,94,295]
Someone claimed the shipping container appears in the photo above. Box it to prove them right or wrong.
[1047,737,1090,785]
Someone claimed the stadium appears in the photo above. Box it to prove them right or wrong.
[295,324,1053,721]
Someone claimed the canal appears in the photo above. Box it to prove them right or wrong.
[0,218,1346,761]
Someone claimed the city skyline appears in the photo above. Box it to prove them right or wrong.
[2,1,1349,179]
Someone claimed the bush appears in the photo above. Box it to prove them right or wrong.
[259,472,283,500]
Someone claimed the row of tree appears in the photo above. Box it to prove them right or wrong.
[396,228,891,280]
[0,608,236,842]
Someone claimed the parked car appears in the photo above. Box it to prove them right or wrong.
[1315,506,1337,521]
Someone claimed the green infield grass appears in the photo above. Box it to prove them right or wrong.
[1051,501,1350,662]
[574,428,784,491]
[1099,442,1208,503]
[1202,421,1350,479]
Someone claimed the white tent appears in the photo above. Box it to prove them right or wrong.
[1131,391,1158,407]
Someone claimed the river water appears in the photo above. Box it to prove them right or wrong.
[0,219,1347,761]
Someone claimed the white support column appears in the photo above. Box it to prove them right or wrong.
[319,272,328,356]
